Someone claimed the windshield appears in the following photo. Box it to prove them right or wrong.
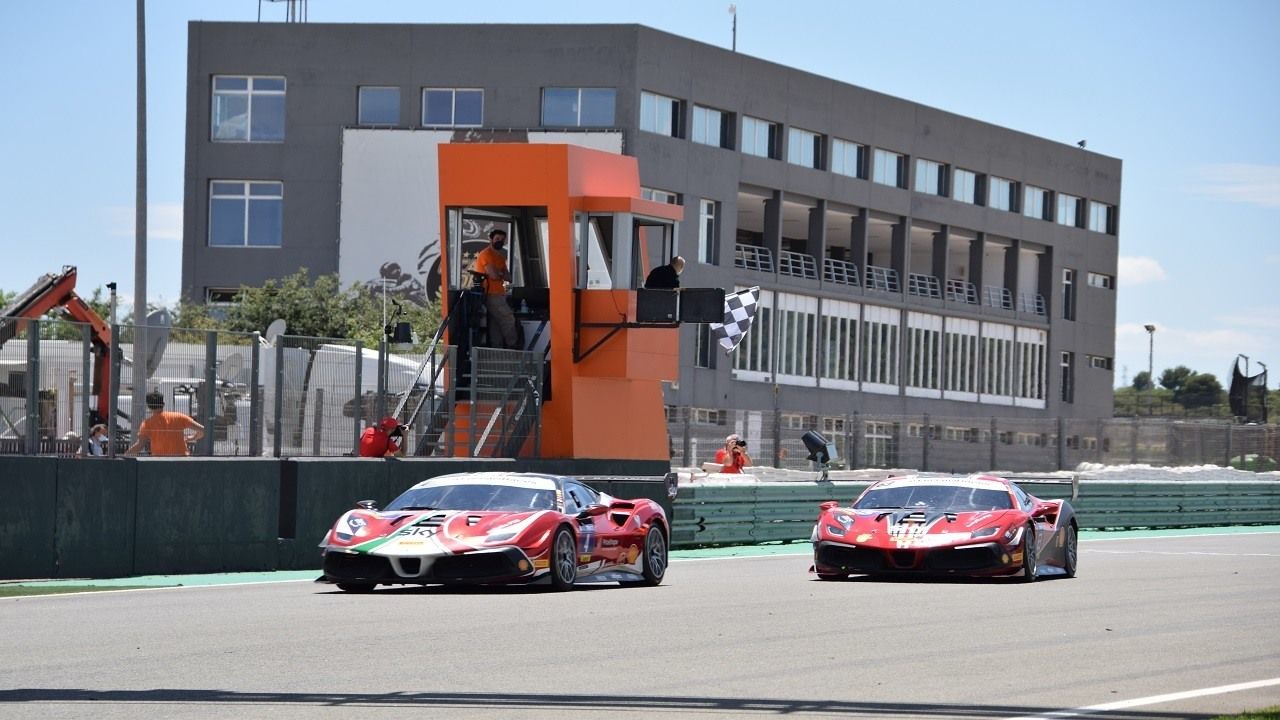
[853,484,1012,512]
[387,483,558,512]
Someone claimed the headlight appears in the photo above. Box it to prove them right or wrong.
[1004,526,1023,544]
[824,524,846,537]
[970,527,1000,539]
[835,513,854,528]
[485,531,517,543]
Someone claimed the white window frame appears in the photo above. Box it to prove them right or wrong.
[691,104,725,147]
[357,86,400,126]
[1061,351,1075,403]
[786,127,821,169]
[860,304,900,394]
[943,318,980,401]
[1088,355,1114,370]
[1015,327,1047,408]
[774,293,819,387]
[698,199,719,264]
[1057,193,1081,227]
[640,187,681,205]
[1088,201,1114,233]
[1062,268,1076,321]
[208,180,284,248]
[953,168,978,204]
[832,138,864,179]
[905,312,943,398]
[731,287,773,381]
[422,87,484,127]
[819,298,860,390]
[1087,271,1114,289]
[989,176,1015,211]
[914,158,945,196]
[211,75,286,142]
[1024,185,1048,220]
[639,90,681,137]
[980,322,1015,405]
[541,87,616,127]
[742,115,778,159]
[873,149,904,188]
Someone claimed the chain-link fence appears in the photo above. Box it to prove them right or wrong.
[665,405,1280,473]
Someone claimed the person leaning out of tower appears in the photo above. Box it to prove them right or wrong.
[472,228,519,349]
[124,390,206,457]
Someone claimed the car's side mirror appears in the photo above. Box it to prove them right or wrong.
[356,499,379,511]
[577,503,609,520]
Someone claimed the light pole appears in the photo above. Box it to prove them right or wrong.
[1258,361,1268,423]
[1144,324,1156,415]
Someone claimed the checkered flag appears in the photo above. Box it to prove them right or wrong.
[710,286,761,355]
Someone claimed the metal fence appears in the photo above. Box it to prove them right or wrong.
[665,406,1280,473]
[0,318,542,459]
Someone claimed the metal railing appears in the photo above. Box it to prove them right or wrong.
[907,273,941,299]
[946,278,978,304]
[983,285,1013,310]
[822,257,860,286]
[864,265,900,293]
[778,250,818,279]
[734,243,774,273]
[1018,292,1047,316]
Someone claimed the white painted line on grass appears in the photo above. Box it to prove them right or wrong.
[1008,676,1280,719]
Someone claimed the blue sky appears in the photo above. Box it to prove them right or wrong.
[2,0,1277,388]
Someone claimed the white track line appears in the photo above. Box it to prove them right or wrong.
[1008,676,1280,719]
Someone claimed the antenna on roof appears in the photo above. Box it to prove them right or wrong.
[258,0,307,22]
[728,4,737,52]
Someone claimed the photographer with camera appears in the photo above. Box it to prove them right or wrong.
[714,433,752,474]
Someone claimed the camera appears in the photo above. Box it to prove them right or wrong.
[735,439,747,448]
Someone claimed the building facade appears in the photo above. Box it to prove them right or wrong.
[182,22,1121,426]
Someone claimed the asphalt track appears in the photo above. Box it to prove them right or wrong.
[1,529,1278,719]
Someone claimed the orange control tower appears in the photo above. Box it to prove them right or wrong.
[438,143,687,461]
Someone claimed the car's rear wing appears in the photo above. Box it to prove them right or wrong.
[1003,473,1079,501]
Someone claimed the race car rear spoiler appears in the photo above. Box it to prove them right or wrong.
[1003,473,1079,501]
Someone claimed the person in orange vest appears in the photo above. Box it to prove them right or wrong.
[124,390,205,457]
[472,228,518,349]
[359,416,404,457]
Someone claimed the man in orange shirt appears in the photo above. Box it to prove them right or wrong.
[472,228,518,349]
[124,390,206,457]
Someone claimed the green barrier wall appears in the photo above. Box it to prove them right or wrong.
[54,459,136,578]
[133,459,280,575]
[0,457,58,579]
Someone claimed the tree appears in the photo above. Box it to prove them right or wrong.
[1174,372,1224,410]
[1132,371,1153,391]
[1159,365,1194,392]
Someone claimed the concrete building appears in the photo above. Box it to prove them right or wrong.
[182,21,1121,439]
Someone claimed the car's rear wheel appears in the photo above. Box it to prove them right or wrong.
[1063,522,1078,578]
[336,582,375,593]
[636,524,668,586]
[1019,523,1038,583]
[549,526,577,591]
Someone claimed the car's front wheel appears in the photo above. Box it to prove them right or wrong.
[1063,522,1078,578]
[632,524,668,586]
[549,526,577,591]
[1019,523,1038,583]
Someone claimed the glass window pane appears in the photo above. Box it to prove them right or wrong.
[578,88,616,126]
[247,198,283,247]
[359,87,399,125]
[253,77,286,92]
[213,76,248,91]
[211,181,244,196]
[423,89,454,125]
[209,198,245,246]
[250,93,285,141]
[454,89,483,125]
[542,88,579,125]
[211,93,249,140]
[249,181,282,197]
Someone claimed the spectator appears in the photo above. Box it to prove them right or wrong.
[714,433,752,473]
[472,228,518,349]
[644,256,685,289]
[124,390,205,457]
[359,416,404,457]
[85,424,108,456]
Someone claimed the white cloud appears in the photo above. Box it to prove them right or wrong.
[1114,321,1276,383]
[106,202,184,242]
[1195,163,1280,208]
[1213,307,1280,332]
[1117,256,1166,285]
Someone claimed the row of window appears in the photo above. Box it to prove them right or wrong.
[687,288,1117,408]
[639,90,1118,235]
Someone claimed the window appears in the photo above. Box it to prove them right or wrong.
[832,138,866,179]
[905,313,942,393]
[422,88,483,126]
[1088,201,1115,234]
[541,87,616,127]
[953,169,978,204]
[358,86,399,126]
[1060,351,1075,403]
[861,305,899,388]
[641,187,681,205]
[980,324,1014,398]
[211,75,285,142]
[208,181,283,247]
[1087,272,1114,289]
[989,176,1015,211]
[694,324,714,369]
[732,288,773,376]
[1089,355,1114,370]
[640,91,681,137]
[741,116,780,159]
[1057,193,1082,227]
[1015,328,1047,403]
[943,320,979,395]
[914,159,945,195]
[786,127,822,169]
[1062,268,1076,321]
[692,105,733,149]
[775,293,818,383]
[873,149,905,188]
[1024,185,1050,220]
[698,199,719,264]
[819,299,859,386]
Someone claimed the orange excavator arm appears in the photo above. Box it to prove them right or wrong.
[0,266,114,422]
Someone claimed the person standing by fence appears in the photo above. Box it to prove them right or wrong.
[123,391,205,457]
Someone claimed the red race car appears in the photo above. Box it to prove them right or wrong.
[319,472,669,592]
[811,474,1078,582]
